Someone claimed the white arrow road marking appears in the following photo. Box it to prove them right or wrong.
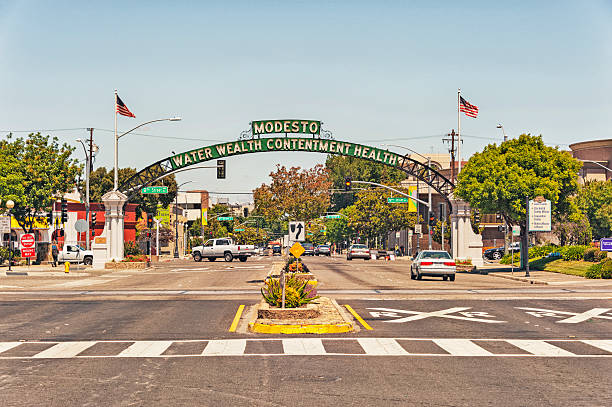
[517,307,612,323]
[367,307,506,324]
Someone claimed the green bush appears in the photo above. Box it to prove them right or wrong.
[261,275,319,308]
[585,259,612,279]
[529,244,557,258]
[595,250,608,261]
[583,247,597,262]
[124,240,141,257]
[558,245,587,261]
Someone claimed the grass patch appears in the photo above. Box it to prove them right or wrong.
[532,259,591,277]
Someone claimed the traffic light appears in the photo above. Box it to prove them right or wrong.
[217,160,226,179]
[473,209,480,224]
[91,212,97,226]
[61,199,68,223]
[428,214,436,227]
[147,213,154,229]
[47,212,53,227]
[243,207,249,218]
[344,177,352,191]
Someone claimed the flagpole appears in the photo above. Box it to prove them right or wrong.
[114,89,118,191]
[457,88,462,177]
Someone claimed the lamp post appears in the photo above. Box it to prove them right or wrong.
[76,137,99,249]
[5,200,14,271]
[114,117,182,190]
[497,124,507,142]
[383,144,433,250]
[174,181,192,258]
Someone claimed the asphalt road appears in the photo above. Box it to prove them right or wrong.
[0,255,611,406]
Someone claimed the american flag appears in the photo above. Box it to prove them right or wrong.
[460,96,478,118]
[115,94,136,118]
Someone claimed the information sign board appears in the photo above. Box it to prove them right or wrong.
[528,197,551,232]
[600,238,612,252]
[0,216,10,233]
[142,186,168,194]
[414,224,422,234]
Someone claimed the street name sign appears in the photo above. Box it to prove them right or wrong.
[528,197,551,232]
[600,238,612,252]
[142,186,168,194]
[387,197,409,203]
[289,242,305,258]
[233,228,245,232]
[325,214,341,219]
[217,216,233,221]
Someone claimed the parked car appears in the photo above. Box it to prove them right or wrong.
[316,245,331,256]
[347,244,371,260]
[410,250,456,281]
[483,247,504,260]
[192,237,256,262]
[301,242,315,256]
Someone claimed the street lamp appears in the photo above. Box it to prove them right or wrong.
[114,117,182,190]
[76,138,99,249]
[496,124,508,142]
[174,181,192,258]
[382,144,433,250]
[5,200,14,271]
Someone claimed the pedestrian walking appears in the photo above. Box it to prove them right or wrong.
[51,241,59,267]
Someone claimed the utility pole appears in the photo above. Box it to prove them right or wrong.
[443,129,460,182]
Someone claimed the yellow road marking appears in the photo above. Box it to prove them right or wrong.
[229,305,245,332]
[344,305,373,330]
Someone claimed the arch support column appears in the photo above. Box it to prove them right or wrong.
[92,190,128,267]
[451,199,483,267]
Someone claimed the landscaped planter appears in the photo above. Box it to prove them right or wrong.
[105,261,149,269]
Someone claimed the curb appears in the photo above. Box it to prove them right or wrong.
[488,273,548,285]
[248,322,353,334]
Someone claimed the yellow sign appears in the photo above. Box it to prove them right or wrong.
[10,216,48,229]
[201,209,208,226]
[289,242,305,258]
[408,186,417,212]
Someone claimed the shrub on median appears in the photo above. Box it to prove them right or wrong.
[261,275,319,308]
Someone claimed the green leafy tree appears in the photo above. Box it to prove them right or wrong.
[325,155,406,211]
[574,180,612,240]
[0,133,81,232]
[86,167,177,218]
[325,210,354,244]
[232,226,269,245]
[455,134,582,268]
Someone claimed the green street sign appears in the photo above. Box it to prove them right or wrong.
[217,216,234,221]
[142,186,168,194]
[325,214,341,219]
[233,228,245,232]
[387,197,409,203]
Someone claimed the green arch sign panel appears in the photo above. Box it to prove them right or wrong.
[169,137,404,171]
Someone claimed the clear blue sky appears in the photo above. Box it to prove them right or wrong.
[1,1,611,202]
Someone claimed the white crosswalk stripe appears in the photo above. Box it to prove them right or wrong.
[282,339,327,355]
[117,341,173,357]
[0,338,610,359]
[32,341,96,359]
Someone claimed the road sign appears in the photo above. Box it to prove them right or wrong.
[289,221,305,241]
[141,186,168,194]
[325,214,341,219]
[289,242,305,258]
[387,197,409,203]
[528,197,551,232]
[21,248,35,258]
[414,224,422,234]
[512,225,520,236]
[600,238,612,252]
[20,233,35,249]
[233,228,245,232]
[74,219,88,233]
[0,216,10,233]
[217,216,233,221]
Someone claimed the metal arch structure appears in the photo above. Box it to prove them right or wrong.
[119,137,455,209]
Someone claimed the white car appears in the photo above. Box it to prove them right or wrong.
[410,250,456,281]
[347,244,370,260]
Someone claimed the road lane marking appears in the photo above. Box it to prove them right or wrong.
[117,341,173,357]
[581,340,612,353]
[557,308,612,323]
[344,305,373,330]
[282,339,326,355]
[202,339,246,355]
[517,307,612,323]
[0,342,21,354]
[357,338,408,355]
[506,340,575,356]
[432,339,493,356]
[228,305,245,332]
[32,341,96,358]
[367,307,506,324]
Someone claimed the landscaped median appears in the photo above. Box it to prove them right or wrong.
[248,257,355,334]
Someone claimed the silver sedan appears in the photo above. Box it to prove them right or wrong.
[410,250,456,281]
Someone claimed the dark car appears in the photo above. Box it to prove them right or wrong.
[301,242,315,256]
[272,245,282,255]
[483,247,504,260]
[316,245,331,256]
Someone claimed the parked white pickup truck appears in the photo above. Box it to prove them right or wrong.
[191,238,256,262]
[59,244,94,265]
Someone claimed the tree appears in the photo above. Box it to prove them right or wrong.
[232,227,269,245]
[574,180,612,240]
[85,167,177,218]
[325,210,354,245]
[455,134,582,268]
[253,165,332,222]
[325,155,406,211]
[0,133,81,232]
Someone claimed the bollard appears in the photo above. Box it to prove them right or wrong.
[64,261,69,274]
